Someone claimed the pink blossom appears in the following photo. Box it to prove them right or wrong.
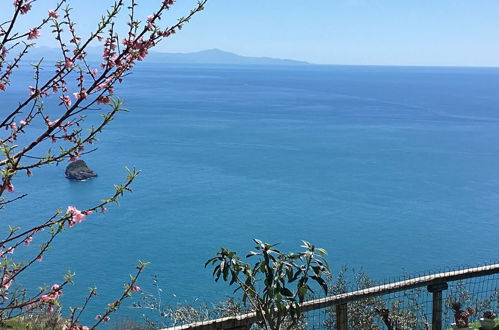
[65,58,73,69]
[27,28,40,40]
[6,247,14,254]
[0,82,6,91]
[2,279,13,290]
[48,9,58,18]
[24,236,33,246]
[67,205,86,227]
[28,85,36,96]
[95,316,112,324]
[49,284,63,298]
[131,285,141,292]
[60,95,72,107]
[10,122,16,130]
[26,169,32,177]
[20,3,31,14]
[97,35,103,42]
[73,91,88,100]
[96,96,110,104]
[91,68,98,75]
[46,118,56,127]
[68,153,79,162]
[19,120,27,126]
[36,254,43,262]
[96,83,108,90]
[6,183,14,193]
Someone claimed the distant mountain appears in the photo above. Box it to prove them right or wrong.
[22,47,309,66]
[146,49,309,66]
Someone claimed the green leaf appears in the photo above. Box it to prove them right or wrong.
[297,285,307,301]
[246,251,258,258]
[280,287,293,297]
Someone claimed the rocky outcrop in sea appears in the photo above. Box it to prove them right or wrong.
[65,160,98,181]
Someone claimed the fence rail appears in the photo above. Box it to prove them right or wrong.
[163,263,499,330]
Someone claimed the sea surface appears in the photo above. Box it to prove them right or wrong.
[3,63,499,325]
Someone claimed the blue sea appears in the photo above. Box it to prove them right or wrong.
[3,63,499,325]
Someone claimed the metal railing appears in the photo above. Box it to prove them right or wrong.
[163,263,499,330]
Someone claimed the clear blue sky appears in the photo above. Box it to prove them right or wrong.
[2,0,499,66]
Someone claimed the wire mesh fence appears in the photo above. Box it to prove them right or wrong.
[157,263,499,330]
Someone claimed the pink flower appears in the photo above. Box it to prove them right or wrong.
[73,91,87,100]
[67,205,86,227]
[91,68,98,75]
[96,96,110,104]
[68,153,79,162]
[26,169,32,177]
[65,58,73,69]
[131,285,141,292]
[19,120,27,126]
[27,28,40,40]
[46,117,57,127]
[60,95,71,107]
[48,9,58,19]
[0,82,6,91]
[28,85,36,96]
[6,183,14,193]
[36,254,43,262]
[20,3,31,14]
[9,122,16,130]
[1,278,13,290]
[24,236,33,246]
[49,284,63,298]
[96,83,108,90]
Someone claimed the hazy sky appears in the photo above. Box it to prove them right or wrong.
[3,0,499,66]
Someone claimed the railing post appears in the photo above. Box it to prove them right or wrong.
[336,303,348,330]
[427,282,448,330]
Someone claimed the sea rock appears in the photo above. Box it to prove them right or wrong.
[65,160,98,181]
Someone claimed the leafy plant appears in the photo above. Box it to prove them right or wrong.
[205,239,330,330]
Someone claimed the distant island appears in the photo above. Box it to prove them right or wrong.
[24,47,309,66]
[145,49,309,66]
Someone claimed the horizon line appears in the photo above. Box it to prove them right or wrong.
[29,46,499,69]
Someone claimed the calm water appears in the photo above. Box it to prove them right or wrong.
[3,63,499,325]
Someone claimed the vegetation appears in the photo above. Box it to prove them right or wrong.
[205,239,330,330]
[0,0,206,328]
